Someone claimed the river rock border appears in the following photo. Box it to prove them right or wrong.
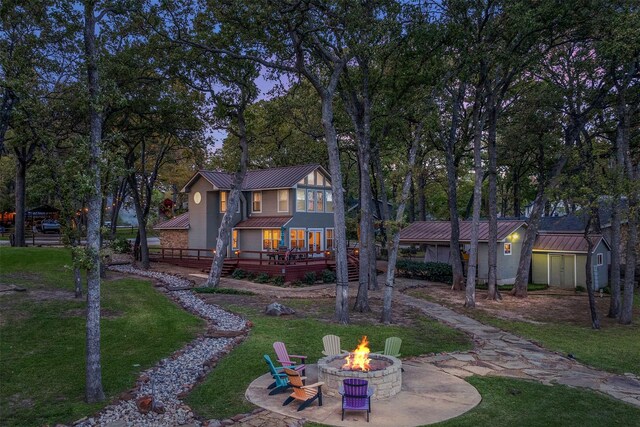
[75,265,250,427]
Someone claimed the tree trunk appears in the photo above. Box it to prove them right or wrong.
[418,172,426,221]
[446,84,465,290]
[128,175,150,269]
[354,122,372,312]
[620,210,637,325]
[83,0,105,403]
[608,109,625,318]
[381,125,419,324]
[486,96,501,301]
[584,216,600,329]
[207,104,250,288]
[14,158,27,247]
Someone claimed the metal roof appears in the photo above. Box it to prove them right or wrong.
[153,212,190,230]
[533,232,609,253]
[234,216,292,229]
[399,220,526,243]
[181,164,328,192]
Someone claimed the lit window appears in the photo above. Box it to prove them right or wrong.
[278,189,289,212]
[296,189,306,212]
[316,190,324,212]
[307,172,315,185]
[597,253,603,266]
[252,191,262,212]
[290,229,305,249]
[232,229,238,249]
[262,229,280,250]
[326,228,334,249]
[307,190,315,211]
[504,242,512,255]
[220,191,227,212]
[326,190,333,212]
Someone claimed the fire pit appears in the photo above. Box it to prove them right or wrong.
[317,336,402,400]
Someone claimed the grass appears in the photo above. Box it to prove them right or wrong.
[185,301,472,420]
[0,247,205,427]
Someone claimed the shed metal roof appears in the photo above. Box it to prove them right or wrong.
[399,220,526,243]
[234,216,292,229]
[153,212,190,230]
[533,232,609,253]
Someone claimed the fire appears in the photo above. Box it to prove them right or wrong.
[343,336,371,371]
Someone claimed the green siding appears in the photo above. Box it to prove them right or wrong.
[532,253,548,284]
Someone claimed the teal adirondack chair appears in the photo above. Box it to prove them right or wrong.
[264,354,291,395]
[375,337,402,357]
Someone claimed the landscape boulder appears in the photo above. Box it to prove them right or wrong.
[265,302,296,316]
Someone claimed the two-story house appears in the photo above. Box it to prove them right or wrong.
[155,164,336,257]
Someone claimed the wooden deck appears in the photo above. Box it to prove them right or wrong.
[146,247,359,282]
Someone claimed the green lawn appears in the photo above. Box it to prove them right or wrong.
[0,247,205,427]
[185,301,472,420]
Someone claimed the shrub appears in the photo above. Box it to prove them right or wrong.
[303,271,317,285]
[270,275,285,286]
[575,285,586,293]
[322,269,336,283]
[231,269,246,279]
[395,260,452,283]
[254,273,270,284]
[246,271,256,281]
[110,236,131,254]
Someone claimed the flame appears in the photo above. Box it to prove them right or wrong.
[343,336,371,371]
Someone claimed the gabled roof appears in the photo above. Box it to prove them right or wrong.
[234,216,292,229]
[533,232,610,253]
[399,220,526,243]
[181,164,328,192]
[153,212,190,230]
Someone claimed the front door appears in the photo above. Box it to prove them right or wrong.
[307,229,323,256]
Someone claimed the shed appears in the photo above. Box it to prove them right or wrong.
[153,212,189,249]
[399,220,527,285]
[531,232,610,290]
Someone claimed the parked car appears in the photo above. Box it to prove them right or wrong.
[40,219,61,233]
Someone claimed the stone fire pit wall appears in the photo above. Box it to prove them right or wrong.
[317,354,402,400]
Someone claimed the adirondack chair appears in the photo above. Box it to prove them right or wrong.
[339,378,374,422]
[282,368,324,411]
[322,334,346,356]
[380,337,402,357]
[263,354,291,395]
[273,341,306,375]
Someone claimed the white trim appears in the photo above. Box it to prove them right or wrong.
[547,253,550,285]
[574,255,577,287]
[277,189,289,213]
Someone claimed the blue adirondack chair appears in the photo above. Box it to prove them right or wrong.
[264,354,292,395]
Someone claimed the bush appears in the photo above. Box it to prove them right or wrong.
[246,272,256,281]
[303,271,317,285]
[110,236,131,254]
[270,275,285,286]
[575,285,586,293]
[231,269,246,279]
[322,269,336,283]
[395,260,452,283]
[254,273,270,284]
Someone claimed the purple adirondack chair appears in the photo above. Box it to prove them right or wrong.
[339,378,374,422]
[273,341,306,376]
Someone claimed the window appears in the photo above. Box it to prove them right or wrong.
[296,189,306,212]
[307,189,315,211]
[316,190,324,212]
[278,189,289,212]
[326,228,334,249]
[262,229,280,250]
[290,229,305,249]
[252,191,262,212]
[504,242,512,255]
[307,172,315,185]
[220,191,227,212]
[326,190,333,212]
[231,229,238,250]
[597,253,603,266]
[316,172,324,186]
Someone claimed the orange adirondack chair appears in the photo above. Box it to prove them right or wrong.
[273,341,306,375]
[282,368,324,411]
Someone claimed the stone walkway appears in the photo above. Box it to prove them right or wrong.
[396,293,640,408]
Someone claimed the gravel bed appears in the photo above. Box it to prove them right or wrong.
[76,265,248,427]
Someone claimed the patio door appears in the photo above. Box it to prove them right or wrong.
[307,228,323,256]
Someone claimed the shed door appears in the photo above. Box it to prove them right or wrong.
[549,255,575,289]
